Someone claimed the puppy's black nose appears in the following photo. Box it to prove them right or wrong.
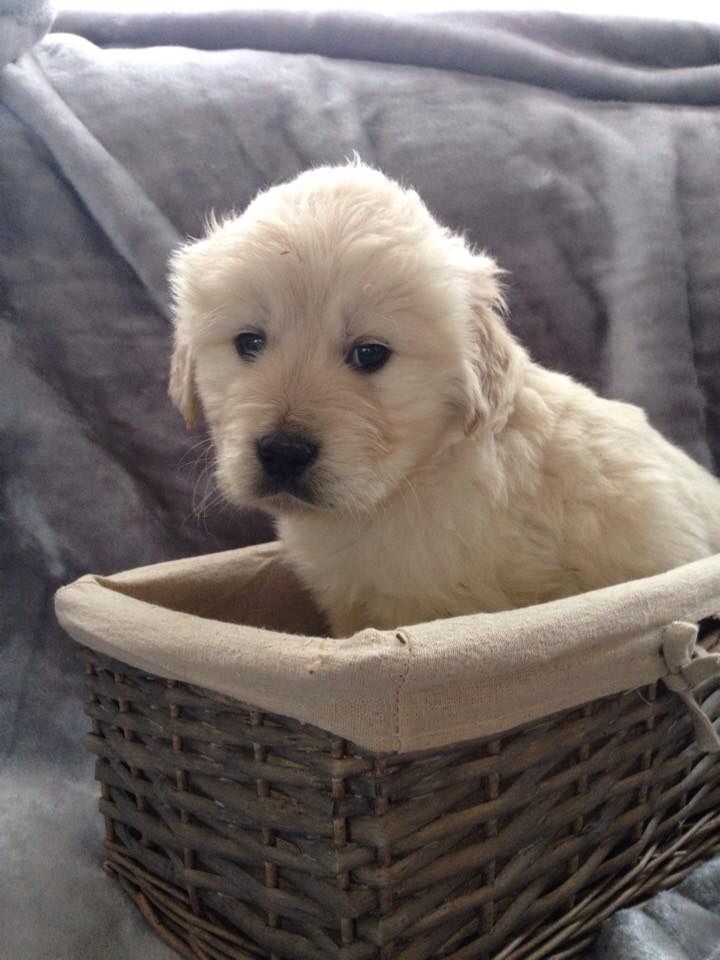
[256,431,319,482]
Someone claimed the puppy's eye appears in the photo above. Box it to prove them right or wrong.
[234,332,266,360]
[347,342,391,373]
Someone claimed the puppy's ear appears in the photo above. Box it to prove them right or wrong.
[169,336,200,429]
[462,254,524,435]
[168,243,202,429]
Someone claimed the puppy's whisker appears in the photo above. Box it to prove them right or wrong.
[182,468,219,534]
[177,437,214,469]
[400,475,422,513]
[199,490,228,520]
[191,456,221,526]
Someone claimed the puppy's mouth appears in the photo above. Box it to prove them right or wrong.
[254,478,319,510]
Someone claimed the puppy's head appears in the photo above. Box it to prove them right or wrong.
[169,162,523,515]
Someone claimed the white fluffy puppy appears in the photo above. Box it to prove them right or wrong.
[169,162,720,636]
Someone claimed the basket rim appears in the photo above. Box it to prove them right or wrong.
[56,542,720,753]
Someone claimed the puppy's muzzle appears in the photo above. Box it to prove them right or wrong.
[256,431,319,484]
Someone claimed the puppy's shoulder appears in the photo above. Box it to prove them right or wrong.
[595,395,649,427]
[527,363,649,432]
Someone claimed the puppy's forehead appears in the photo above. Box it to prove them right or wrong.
[244,185,450,292]
[181,170,466,340]
[258,240,450,334]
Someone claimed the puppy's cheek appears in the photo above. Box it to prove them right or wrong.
[317,460,398,512]
[214,458,244,505]
[316,418,419,510]
[214,436,258,505]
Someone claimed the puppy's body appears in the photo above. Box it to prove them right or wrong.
[170,162,720,636]
[282,363,720,634]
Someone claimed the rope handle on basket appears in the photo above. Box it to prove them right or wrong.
[662,620,720,753]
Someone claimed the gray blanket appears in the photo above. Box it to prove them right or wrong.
[1,8,719,959]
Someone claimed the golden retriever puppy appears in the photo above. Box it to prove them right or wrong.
[169,162,720,637]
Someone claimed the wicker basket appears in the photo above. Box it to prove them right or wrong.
[57,545,720,960]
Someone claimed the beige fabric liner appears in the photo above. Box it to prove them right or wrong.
[54,542,720,754]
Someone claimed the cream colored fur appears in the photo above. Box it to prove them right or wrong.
[169,162,720,637]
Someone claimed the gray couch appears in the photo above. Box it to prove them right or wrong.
[1,8,719,959]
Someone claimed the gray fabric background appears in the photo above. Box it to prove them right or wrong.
[1,9,719,959]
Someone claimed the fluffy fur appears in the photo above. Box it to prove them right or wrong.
[169,162,720,637]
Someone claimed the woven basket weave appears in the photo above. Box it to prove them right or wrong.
[83,640,720,960]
